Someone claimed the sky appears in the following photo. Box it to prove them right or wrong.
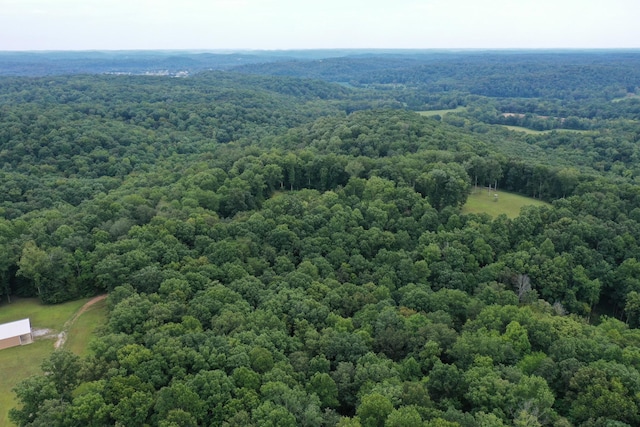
[1,0,639,51]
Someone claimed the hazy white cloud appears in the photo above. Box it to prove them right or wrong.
[0,0,638,50]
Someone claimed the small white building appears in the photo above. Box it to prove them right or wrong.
[0,318,33,350]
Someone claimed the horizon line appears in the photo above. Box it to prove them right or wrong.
[2,47,640,54]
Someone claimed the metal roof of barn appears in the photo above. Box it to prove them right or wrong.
[0,318,31,340]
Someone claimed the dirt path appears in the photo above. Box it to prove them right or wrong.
[54,294,107,349]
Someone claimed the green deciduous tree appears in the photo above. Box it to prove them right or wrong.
[307,372,339,408]
[41,350,82,400]
[357,393,394,427]
[416,164,471,211]
[9,376,59,427]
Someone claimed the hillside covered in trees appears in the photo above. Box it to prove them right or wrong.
[3,50,640,426]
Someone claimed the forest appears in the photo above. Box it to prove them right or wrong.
[2,50,640,426]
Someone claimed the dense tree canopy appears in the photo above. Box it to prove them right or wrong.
[3,51,640,426]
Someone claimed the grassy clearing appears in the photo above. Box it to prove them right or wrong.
[501,125,545,134]
[417,107,467,116]
[0,297,100,426]
[499,125,589,135]
[463,189,549,218]
[0,340,55,426]
[612,93,640,102]
[65,298,108,357]
[0,297,87,330]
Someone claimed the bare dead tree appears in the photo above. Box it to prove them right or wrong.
[514,274,532,303]
[552,301,567,316]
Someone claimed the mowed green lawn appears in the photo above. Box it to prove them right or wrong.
[463,189,549,218]
[65,298,107,356]
[0,297,106,426]
[0,298,86,330]
[0,340,54,426]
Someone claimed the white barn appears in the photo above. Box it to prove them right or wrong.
[0,318,33,350]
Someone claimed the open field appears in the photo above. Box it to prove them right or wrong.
[612,93,640,102]
[65,298,108,356]
[499,125,589,135]
[0,298,87,330]
[0,297,104,426]
[501,125,545,134]
[0,340,55,426]
[417,107,467,116]
[463,189,549,218]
